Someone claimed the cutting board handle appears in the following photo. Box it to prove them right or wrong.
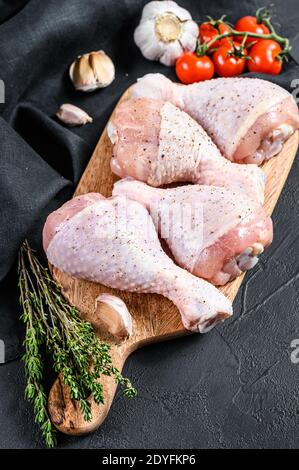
[48,346,126,435]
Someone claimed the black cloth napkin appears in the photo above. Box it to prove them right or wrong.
[1,0,299,451]
[0,0,298,362]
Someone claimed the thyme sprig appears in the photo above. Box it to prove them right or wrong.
[18,240,137,447]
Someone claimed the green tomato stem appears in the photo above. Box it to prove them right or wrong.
[202,29,290,55]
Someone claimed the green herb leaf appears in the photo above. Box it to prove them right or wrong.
[18,240,137,448]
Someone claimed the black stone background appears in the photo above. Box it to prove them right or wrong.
[0,0,298,449]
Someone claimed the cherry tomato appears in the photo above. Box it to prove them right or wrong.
[235,16,270,45]
[248,39,282,75]
[176,52,214,84]
[199,21,232,49]
[213,42,247,77]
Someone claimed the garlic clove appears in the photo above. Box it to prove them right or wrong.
[56,103,93,127]
[69,50,115,92]
[179,21,200,50]
[95,294,133,340]
[89,51,115,88]
[71,55,96,90]
[134,20,164,62]
[159,39,183,67]
[141,0,192,22]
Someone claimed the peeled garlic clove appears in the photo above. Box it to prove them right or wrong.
[69,50,115,92]
[56,103,93,127]
[95,294,133,340]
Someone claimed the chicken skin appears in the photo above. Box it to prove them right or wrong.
[113,179,273,286]
[109,98,265,203]
[43,193,232,332]
[132,73,299,165]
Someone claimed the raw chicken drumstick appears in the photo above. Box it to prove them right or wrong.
[43,193,232,332]
[113,179,273,286]
[132,74,299,165]
[108,98,265,203]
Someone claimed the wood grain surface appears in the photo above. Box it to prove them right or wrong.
[48,86,299,435]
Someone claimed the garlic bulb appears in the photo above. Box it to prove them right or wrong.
[134,1,198,66]
[69,50,115,92]
[56,103,93,126]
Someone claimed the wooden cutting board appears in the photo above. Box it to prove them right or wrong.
[48,86,299,435]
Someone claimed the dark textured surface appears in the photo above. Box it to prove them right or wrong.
[0,0,299,449]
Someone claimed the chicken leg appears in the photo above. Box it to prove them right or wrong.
[108,98,265,203]
[132,73,299,165]
[43,193,232,332]
[113,179,273,286]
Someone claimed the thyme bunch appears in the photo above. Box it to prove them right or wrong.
[18,240,137,447]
